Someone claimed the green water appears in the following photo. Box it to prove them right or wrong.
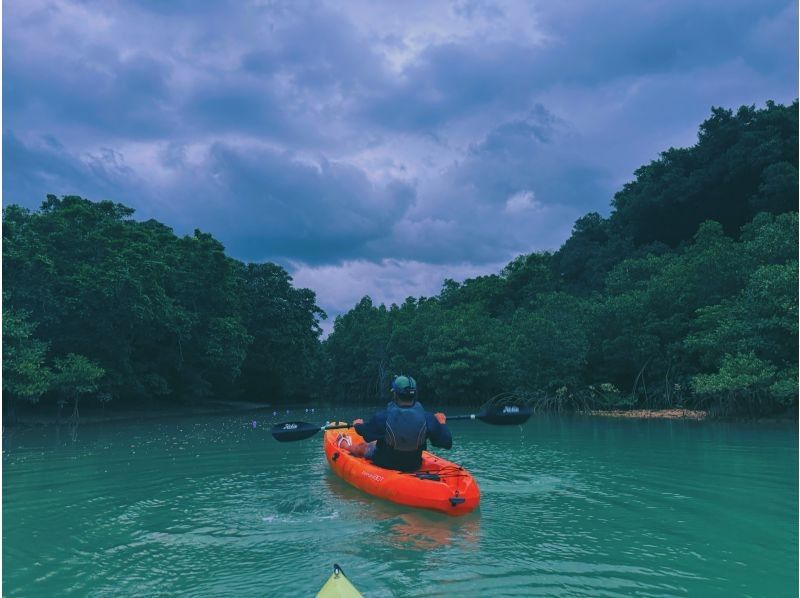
[3,411,797,597]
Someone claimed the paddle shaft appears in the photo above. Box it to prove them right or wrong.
[318,422,353,431]
[446,413,480,421]
[271,406,530,442]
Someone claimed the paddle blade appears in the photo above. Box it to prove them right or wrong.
[271,421,321,442]
[478,405,532,425]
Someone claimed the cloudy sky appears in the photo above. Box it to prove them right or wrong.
[4,0,797,331]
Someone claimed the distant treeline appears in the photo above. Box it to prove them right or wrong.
[325,101,798,416]
[3,101,797,420]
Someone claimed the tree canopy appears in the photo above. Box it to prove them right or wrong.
[3,195,325,418]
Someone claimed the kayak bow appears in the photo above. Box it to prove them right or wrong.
[317,563,362,598]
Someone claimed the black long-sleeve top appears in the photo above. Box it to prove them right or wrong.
[353,404,452,472]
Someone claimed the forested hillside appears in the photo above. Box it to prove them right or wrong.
[323,101,798,416]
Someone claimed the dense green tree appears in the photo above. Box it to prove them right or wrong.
[422,304,507,403]
[2,304,52,421]
[2,195,326,419]
[509,293,591,393]
[323,297,393,403]
[239,263,324,402]
[611,101,797,247]
[52,353,105,422]
[385,297,438,384]
[439,275,509,317]
[551,213,637,294]
[500,251,556,308]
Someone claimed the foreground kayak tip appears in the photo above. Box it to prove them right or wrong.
[317,563,363,598]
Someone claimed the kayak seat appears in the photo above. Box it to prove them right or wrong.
[336,433,353,448]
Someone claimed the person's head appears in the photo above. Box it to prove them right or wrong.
[391,375,417,405]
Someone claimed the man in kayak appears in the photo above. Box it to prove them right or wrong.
[348,375,451,472]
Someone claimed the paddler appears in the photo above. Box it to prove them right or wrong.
[349,375,451,472]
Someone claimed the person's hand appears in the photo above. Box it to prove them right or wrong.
[434,412,446,425]
[352,418,364,426]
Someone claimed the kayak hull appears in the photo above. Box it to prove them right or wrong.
[323,423,480,516]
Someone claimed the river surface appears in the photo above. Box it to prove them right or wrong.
[3,410,797,597]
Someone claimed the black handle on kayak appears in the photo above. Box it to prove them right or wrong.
[270,405,531,442]
[271,421,352,442]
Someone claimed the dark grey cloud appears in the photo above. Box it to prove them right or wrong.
[241,7,386,92]
[3,130,141,208]
[371,107,598,264]
[182,83,292,139]
[359,0,796,134]
[452,0,505,21]
[4,0,387,151]
[4,129,415,264]
[3,0,797,315]
[5,48,175,140]
[361,41,539,131]
[199,142,416,262]
[536,0,797,82]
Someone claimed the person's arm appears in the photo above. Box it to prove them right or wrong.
[426,412,453,449]
[354,411,386,443]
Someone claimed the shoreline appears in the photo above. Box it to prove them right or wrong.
[586,408,708,420]
[583,408,796,423]
[6,405,795,428]
[4,400,276,428]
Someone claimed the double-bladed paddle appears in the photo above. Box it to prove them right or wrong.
[270,405,532,442]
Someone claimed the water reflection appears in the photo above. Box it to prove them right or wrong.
[384,511,480,551]
[323,473,480,551]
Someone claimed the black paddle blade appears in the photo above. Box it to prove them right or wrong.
[271,421,321,442]
[478,405,532,425]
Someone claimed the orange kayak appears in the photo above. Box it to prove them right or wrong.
[323,423,480,516]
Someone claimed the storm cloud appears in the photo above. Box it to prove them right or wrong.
[4,0,797,320]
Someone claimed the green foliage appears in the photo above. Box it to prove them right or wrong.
[689,351,795,416]
[611,101,798,247]
[692,352,776,396]
[552,213,637,294]
[323,297,394,403]
[587,383,633,409]
[2,304,52,403]
[3,195,325,414]
[422,305,507,402]
[52,353,105,398]
[239,263,325,400]
[509,293,590,393]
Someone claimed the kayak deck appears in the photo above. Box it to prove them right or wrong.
[323,423,480,516]
[317,563,362,598]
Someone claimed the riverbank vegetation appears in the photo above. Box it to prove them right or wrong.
[3,101,797,421]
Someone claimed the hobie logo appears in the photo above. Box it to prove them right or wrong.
[502,406,520,414]
[283,424,298,430]
[362,471,384,483]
